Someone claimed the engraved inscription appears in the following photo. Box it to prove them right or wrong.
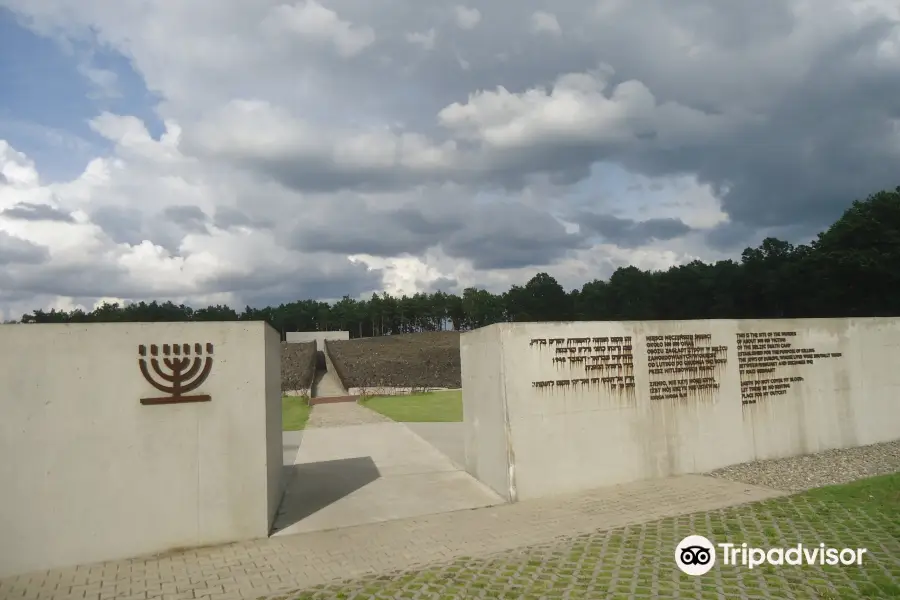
[736,331,843,405]
[646,334,727,401]
[531,335,635,396]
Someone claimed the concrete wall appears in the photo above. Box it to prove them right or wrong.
[264,326,284,522]
[285,331,349,346]
[461,318,900,502]
[0,322,282,578]
[460,326,514,501]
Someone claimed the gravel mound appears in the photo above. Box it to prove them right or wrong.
[706,440,900,491]
[326,331,460,388]
[281,341,317,391]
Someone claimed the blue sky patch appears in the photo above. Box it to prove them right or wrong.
[0,8,162,182]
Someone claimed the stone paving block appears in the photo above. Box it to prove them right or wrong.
[0,475,785,600]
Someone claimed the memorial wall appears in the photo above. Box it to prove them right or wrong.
[460,318,900,502]
[0,322,282,578]
[285,330,350,345]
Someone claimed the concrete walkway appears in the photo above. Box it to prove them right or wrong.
[404,422,465,468]
[311,349,347,399]
[305,402,390,429]
[0,475,785,600]
[274,403,503,535]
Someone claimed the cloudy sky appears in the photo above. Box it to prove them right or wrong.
[0,0,898,320]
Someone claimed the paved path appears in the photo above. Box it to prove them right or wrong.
[0,475,783,600]
[311,350,347,399]
[282,430,304,465]
[275,404,502,535]
[403,422,464,468]
[305,402,390,429]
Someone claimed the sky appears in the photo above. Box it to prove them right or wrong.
[0,0,898,321]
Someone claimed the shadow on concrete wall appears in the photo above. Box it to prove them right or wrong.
[273,456,380,534]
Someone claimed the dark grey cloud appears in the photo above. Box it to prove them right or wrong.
[704,219,823,254]
[2,202,74,222]
[441,203,585,269]
[0,250,382,310]
[292,196,585,270]
[162,205,209,233]
[161,0,900,268]
[203,259,384,308]
[283,0,900,239]
[0,232,50,265]
[624,26,900,235]
[425,277,460,294]
[213,207,275,230]
[91,205,207,253]
[0,290,47,309]
[703,221,758,253]
[292,201,463,256]
[90,205,144,245]
[500,6,900,237]
[392,206,461,237]
[579,214,692,248]
[184,145,457,195]
[0,262,131,298]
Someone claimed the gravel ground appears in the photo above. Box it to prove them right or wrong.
[706,439,900,491]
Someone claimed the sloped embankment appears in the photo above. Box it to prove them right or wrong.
[281,341,317,392]
[326,332,460,389]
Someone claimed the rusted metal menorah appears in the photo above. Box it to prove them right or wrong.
[138,343,214,405]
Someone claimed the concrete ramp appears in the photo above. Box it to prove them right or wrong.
[311,347,350,400]
[311,368,347,399]
[274,419,504,535]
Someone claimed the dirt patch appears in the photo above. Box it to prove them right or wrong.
[281,341,317,391]
[326,331,460,388]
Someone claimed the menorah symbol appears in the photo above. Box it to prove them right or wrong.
[138,343,215,405]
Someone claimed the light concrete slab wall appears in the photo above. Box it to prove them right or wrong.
[462,318,900,502]
[264,325,284,525]
[285,331,349,345]
[460,326,513,501]
[0,322,282,578]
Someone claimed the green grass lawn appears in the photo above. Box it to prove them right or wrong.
[361,389,462,422]
[282,395,311,431]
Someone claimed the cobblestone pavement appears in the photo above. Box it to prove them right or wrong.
[305,402,391,428]
[275,476,900,600]
[0,475,781,600]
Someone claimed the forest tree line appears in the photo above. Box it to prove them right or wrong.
[17,187,900,337]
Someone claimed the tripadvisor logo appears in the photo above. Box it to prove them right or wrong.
[676,535,716,576]
[675,535,868,576]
